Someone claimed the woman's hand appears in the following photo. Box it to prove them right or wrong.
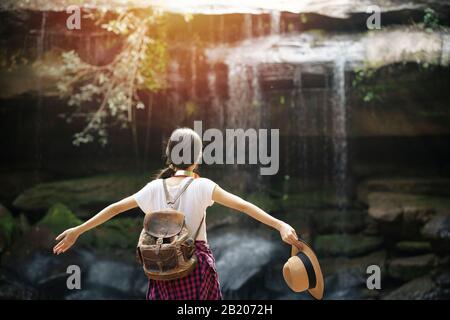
[53,227,81,255]
[279,222,303,250]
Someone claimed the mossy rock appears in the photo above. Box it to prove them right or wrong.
[37,203,83,234]
[246,193,281,213]
[0,204,17,252]
[280,188,344,210]
[394,241,432,255]
[314,234,383,258]
[92,218,142,251]
[312,209,368,234]
[206,205,243,231]
[387,254,437,282]
[13,173,149,215]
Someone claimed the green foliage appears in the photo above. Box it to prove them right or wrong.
[0,205,16,248]
[0,48,30,72]
[46,9,169,146]
[93,218,142,250]
[352,67,383,103]
[423,8,440,32]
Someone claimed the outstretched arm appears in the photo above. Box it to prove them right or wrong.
[212,185,303,249]
[53,195,138,255]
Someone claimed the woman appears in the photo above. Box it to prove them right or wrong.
[53,127,303,300]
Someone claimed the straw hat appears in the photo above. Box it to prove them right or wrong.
[283,239,324,300]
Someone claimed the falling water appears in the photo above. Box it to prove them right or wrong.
[332,56,348,209]
[270,11,280,35]
[168,60,184,125]
[34,11,46,183]
[207,65,224,128]
[226,62,252,128]
[243,14,253,39]
[190,46,197,100]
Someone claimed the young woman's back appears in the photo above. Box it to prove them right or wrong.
[134,177,216,242]
[53,127,303,300]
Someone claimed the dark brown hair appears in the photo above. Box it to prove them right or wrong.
[155,127,203,179]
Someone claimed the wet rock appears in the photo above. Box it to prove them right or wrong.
[421,214,450,253]
[206,205,244,231]
[86,260,147,298]
[387,254,436,282]
[321,250,387,276]
[321,251,387,299]
[0,267,42,300]
[264,262,287,293]
[64,287,135,300]
[13,174,148,215]
[208,227,281,295]
[324,269,380,300]
[383,276,438,300]
[394,241,432,255]
[314,234,383,257]
[434,270,450,289]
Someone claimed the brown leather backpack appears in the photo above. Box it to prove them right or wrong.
[136,177,204,281]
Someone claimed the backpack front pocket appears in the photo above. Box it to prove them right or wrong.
[141,245,178,272]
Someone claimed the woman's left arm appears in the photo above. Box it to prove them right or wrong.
[212,185,303,249]
[53,196,138,255]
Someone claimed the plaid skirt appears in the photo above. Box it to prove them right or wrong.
[146,240,222,300]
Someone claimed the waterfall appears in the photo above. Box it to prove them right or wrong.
[168,60,184,125]
[293,65,309,189]
[243,14,253,39]
[226,62,250,128]
[190,46,197,100]
[34,11,47,183]
[270,11,280,35]
[332,56,348,209]
[207,65,224,128]
[208,229,279,297]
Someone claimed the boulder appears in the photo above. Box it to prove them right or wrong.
[366,192,450,239]
[388,254,436,281]
[86,260,147,298]
[421,214,450,253]
[92,218,142,252]
[37,203,83,235]
[0,267,42,300]
[314,234,383,258]
[383,276,438,300]
[13,174,149,215]
[208,227,281,295]
[321,250,387,276]
[367,192,439,223]
[321,251,387,299]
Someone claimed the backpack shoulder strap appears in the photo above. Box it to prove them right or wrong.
[193,214,205,241]
[162,177,194,208]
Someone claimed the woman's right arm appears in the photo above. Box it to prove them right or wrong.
[53,195,138,255]
[212,185,303,249]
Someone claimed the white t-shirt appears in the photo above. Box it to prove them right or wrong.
[133,177,217,242]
